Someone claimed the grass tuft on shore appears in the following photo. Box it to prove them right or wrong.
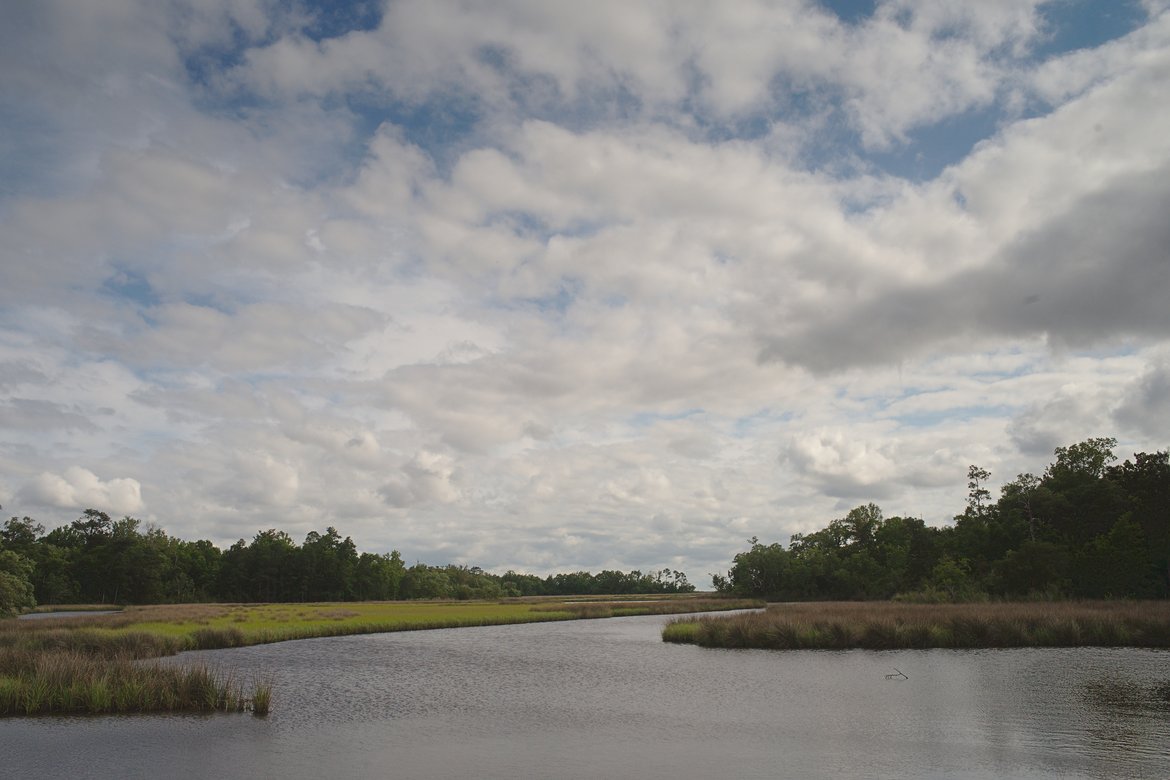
[662,601,1170,651]
[0,648,264,716]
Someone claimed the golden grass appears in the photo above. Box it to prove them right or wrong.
[663,601,1170,650]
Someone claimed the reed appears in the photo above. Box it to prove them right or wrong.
[662,601,1170,650]
[0,648,253,716]
[250,678,272,716]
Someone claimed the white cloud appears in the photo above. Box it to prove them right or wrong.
[379,451,462,507]
[1,0,1166,583]
[224,0,1048,145]
[20,467,144,515]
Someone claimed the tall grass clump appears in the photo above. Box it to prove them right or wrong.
[250,677,273,716]
[0,612,259,717]
[0,648,254,716]
[663,601,1170,651]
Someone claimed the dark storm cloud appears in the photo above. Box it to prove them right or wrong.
[759,165,1170,373]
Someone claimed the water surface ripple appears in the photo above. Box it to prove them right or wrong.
[4,611,1168,779]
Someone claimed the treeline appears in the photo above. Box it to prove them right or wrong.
[716,438,1169,602]
[0,513,693,615]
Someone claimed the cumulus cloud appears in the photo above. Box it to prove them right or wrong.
[758,36,1170,373]
[20,468,144,515]
[221,0,1052,149]
[379,451,462,507]
[786,430,900,499]
[1,0,1168,582]
[1114,355,1170,438]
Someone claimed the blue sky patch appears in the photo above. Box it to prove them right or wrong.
[1032,0,1147,59]
[101,268,160,309]
[818,0,878,26]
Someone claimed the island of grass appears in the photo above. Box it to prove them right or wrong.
[1,595,761,717]
[662,601,1170,650]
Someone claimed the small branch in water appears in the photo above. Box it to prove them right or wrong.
[884,668,908,680]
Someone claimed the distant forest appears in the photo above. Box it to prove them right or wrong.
[3,436,1167,616]
[0,514,693,615]
[716,438,1169,602]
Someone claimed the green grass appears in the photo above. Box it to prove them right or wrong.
[0,650,257,716]
[662,601,1170,650]
[2,595,760,717]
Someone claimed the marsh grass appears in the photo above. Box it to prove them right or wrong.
[250,677,272,716]
[530,598,760,620]
[28,604,123,614]
[0,647,256,716]
[3,595,754,717]
[662,601,1170,650]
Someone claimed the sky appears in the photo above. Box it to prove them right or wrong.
[2,0,1169,585]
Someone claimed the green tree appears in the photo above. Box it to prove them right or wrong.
[1,516,43,556]
[718,537,791,599]
[353,550,406,600]
[502,570,546,596]
[0,549,37,617]
[175,539,222,602]
[1107,450,1170,593]
[966,465,991,517]
[301,527,358,601]
[991,540,1071,598]
[400,564,452,599]
[1074,514,1157,598]
[1040,437,1125,546]
[918,556,985,602]
[873,515,940,595]
[29,542,78,605]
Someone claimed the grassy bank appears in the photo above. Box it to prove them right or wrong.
[27,604,123,615]
[3,596,758,716]
[662,601,1170,650]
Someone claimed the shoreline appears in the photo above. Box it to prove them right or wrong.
[662,600,1170,651]
[2,596,761,717]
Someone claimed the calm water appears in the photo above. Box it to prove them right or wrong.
[16,610,118,620]
[3,612,1168,779]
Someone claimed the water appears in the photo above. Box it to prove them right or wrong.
[16,610,118,620]
[3,612,1168,779]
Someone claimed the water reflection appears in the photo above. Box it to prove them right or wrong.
[3,613,1168,779]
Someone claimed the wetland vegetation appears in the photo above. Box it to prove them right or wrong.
[1,596,759,717]
[663,600,1170,650]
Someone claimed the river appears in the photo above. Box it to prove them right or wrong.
[3,611,1168,778]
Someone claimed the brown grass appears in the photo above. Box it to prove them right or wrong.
[662,601,1170,650]
[531,598,762,619]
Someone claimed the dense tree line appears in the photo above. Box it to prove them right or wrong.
[0,512,693,613]
[716,438,1169,602]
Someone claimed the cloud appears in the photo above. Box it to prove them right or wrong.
[1,0,1167,584]
[224,0,1048,146]
[0,399,98,433]
[19,467,144,515]
[218,453,300,508]
[757,32,1170,373]
[760,164,1170,372]
[785,429,901,500]
[379,451,462,507]
[1114,354,1170,438]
